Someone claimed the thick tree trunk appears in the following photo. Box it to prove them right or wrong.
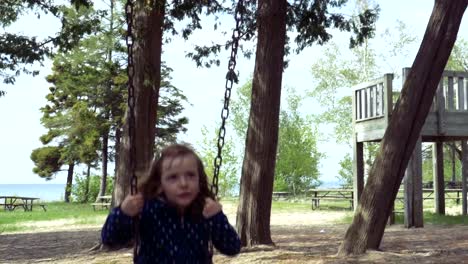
[98,127,109,199]
[236,0,287,247]
[113,0,164,206]
[64,163,75,203]
[339,0,466,255]
[85,164,91,203]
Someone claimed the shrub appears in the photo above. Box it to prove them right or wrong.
[72,174,114,203]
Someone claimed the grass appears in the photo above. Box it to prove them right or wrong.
[1,198,466,234]
[0,201,108,233]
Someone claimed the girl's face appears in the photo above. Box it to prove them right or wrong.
[160,154,200,213]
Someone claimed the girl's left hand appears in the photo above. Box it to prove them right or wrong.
[203,197,222,218]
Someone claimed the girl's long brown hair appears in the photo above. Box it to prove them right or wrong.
[142,144,215,219]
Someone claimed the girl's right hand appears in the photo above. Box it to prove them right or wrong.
[120,193,144,217]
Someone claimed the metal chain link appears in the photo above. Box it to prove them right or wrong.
[125,0,137,196]
[212,0,244,197]
[125,0,139,261]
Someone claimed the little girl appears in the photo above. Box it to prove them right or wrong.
[101,144,241,263]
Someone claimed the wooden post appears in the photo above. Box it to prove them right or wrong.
[404,137,423,227]
[352,87,364,210]
[353,135,364,211]
[383,73,394,127]
[462,140,468,215]
[433,141,445,215]
[435,79,446,135]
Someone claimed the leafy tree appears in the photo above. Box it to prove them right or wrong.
[188,0,379,68]
[33,2,188,204]
[231,82,322,194]
[154,64,189,150]
[0,0,99,96]
[337,153,353,187]
[446,38,467,71]
[197,125,239,197]
[34,99,101,202]
[309,19,419,186]
[275,88,322,195]
[339,0,466,255]
[421,143,463,184]
[73,174,114,203]
[30,146,63,178]
[113,0,229,206]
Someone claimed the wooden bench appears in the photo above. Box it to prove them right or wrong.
[92,195,112,211]
[0,203,24,211]
[272,192,291,200]
[311,197,353,210]
[39,204,47,211]
[91,202,111,210]
[309,189,354,210]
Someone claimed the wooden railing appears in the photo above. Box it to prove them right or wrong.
[353,69,468,123]
[431,70,468,112]
[353,74,393,123]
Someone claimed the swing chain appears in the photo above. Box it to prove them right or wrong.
[125,0,137,196]
[212,0,244,197]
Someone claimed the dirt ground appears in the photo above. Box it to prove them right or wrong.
[1,205,468,264]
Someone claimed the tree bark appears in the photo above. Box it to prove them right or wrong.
[85,164,91,203]
[98,124,109,199]
[338,0,467,255]
[113,0,164,206]
[236,0,287,247]
[64,163,74,203]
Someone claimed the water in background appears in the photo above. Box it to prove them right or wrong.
[0,184,65,201]
[319,179,344,189]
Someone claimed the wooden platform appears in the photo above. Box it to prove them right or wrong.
[353,70,468,143]
[351,68,468,226]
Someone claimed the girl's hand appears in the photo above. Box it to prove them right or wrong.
[203,197,222,218]
[120,193,144,217]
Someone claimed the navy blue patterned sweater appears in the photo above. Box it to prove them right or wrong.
[101,198,241,263]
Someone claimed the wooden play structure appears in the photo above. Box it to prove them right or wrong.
[352,67,468,227]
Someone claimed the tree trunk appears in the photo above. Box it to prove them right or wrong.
[338,0,467,255]
[451,146,456,183]
[64,163,75,203]
[98,126,109,200]
[85,164,91,203]
[113,0,164,205]
[236,0,287,247]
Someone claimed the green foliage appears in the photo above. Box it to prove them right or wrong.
[155,64,189,149]
[275,88,323,194]
[446,38,467,71]
[197,126,239,197]
[337,153,353,187]
[188,0,380,67]
[421,144,462,184]
[230,80,252,138]
[0,1,101,90]
[30,146,63,179]
[231,82,322,194]
[72,174,114,203]
[309,18,420,183]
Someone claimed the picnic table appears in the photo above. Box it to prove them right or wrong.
[272,191,291,200]
[308,189,354,210]
[0,196,45,211]
[91,195,112,210]
[395,188,464,204]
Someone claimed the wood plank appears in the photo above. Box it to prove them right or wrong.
[447,76,455,110]
[353,138,364,210]
[462,140,468,215]
[457,77,465,110]
[404,137,423,228]
[433,142,445,215]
